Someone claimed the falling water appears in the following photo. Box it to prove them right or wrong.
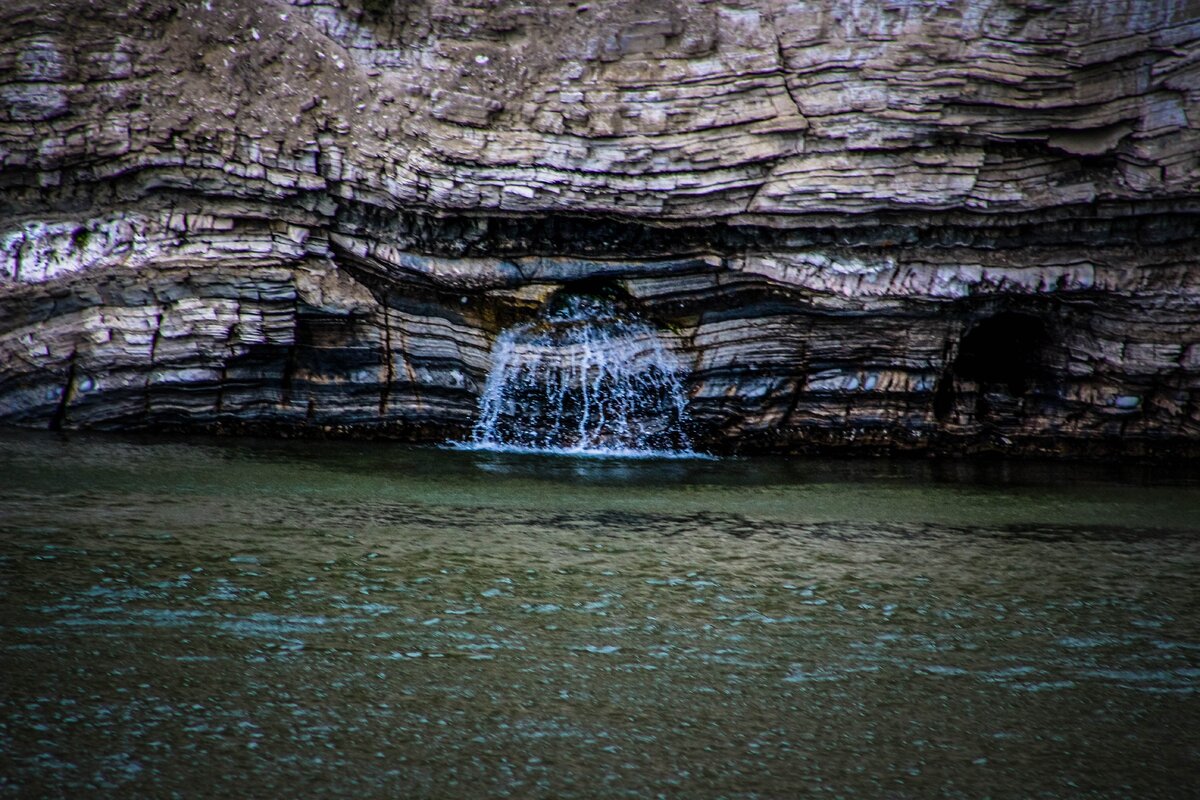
[467,294,695,456]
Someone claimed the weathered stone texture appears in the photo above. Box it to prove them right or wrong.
[1,0,1198,455]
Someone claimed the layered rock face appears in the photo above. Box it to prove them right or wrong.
[2,0,1199,455]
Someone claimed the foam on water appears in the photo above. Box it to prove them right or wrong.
[452,440,710,461]
[465,294,700,457]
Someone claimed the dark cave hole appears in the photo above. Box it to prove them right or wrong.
[956,312,1050,394]
[934,312,1051,420]
[546,278,636,314]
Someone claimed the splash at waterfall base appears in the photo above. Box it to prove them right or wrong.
[462,292,698,458]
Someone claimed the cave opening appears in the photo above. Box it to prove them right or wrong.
[934,311,1051,421]
[955,312,1049,395]
[545,278,637,317]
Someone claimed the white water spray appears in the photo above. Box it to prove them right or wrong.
[467,294,695,456]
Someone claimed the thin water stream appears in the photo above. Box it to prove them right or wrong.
[1,431,1199,798]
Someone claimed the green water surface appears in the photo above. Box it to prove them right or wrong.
[1,431,1198,798]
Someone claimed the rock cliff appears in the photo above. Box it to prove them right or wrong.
[2,0,1199,455]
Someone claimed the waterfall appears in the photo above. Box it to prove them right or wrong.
[466,294,695,456]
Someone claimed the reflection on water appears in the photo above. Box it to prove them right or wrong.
[1,430,1199,798]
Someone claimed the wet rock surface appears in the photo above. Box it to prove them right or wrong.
[1,0,1198,455]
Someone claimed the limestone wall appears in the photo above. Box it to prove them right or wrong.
[2,0,1198,455]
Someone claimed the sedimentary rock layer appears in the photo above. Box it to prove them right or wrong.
[1,0,1198,455]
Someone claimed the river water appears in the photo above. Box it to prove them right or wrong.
[1,430,1198,798]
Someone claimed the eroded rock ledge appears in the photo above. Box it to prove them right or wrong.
[2,0,1199,456]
